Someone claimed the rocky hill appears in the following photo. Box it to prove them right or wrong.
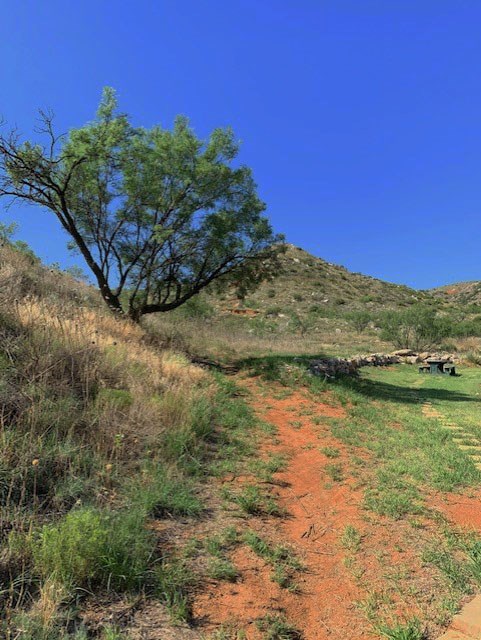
[431,281,481,308]
[215,244,441,319]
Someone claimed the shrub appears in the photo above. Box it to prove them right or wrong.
[33,508,107,589]
[379,305,453,350]
[32,506,154,592]
[345,310,372,333]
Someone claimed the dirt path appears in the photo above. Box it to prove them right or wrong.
[193,378,373,639]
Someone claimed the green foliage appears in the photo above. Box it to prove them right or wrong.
[155,557,196,622]
[32,506,154,592]
[207,557,239,582]
[341,525,362,552]
[255,614,302,639]
[176,295,215,319]
[128,466,203,517]
[243,531,303,590]
[379,305,452,350]
[377,619,425,640]
[346,310,372,333]
[229,485,283,516]
[0,88,281,319]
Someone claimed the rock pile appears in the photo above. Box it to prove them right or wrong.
[310,350,457,379]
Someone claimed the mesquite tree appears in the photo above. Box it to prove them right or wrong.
[0,88,281,320]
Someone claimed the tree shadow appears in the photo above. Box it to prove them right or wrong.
[236,353,480,405]
[332,373,480,405]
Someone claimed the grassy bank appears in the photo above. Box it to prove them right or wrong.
[0,245,259,639]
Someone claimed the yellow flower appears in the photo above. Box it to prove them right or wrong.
[32,459,39,467]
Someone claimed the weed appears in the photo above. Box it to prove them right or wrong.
[320,446,340,458]
[155,557,196,622]
[325,463,343,482]
[32,506,154,592]
[231,485,283,516]
[207,558,238,582]
[250,455,287,482]
[128,466,203,517]
[243,531,303,590]
[423,547,471,593]
[376,618,425,640]
[256,614,302,639]
[341,525,362,553]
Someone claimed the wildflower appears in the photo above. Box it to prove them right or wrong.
[32,459,39,467]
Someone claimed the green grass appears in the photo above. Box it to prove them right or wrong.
[32,506,154,592]
[127,465,203,517]
[249,454,287,482]
[243,530,303,591]
[320,446,340,458]
[325,462,344,482]
[341,525,363,553]
[226,485,284,517]
[323,367,481,519]
[207,557,239,582]
[376,619,425,640]
[155,557,196,622]
[255,614,303,639]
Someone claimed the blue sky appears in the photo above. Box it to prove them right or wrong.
[2,1,481,288]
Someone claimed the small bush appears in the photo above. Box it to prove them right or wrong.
[32,506,154,592]
[377,618,425,640]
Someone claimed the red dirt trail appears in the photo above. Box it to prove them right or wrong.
[193,380,372,639]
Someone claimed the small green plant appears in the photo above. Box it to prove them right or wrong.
[243,531,303,591]
[341,525,362,553]
[155,557,196,622]
[250,454,287,482]
[207,557,238,582]
[231,485,283,516]
[128,466,203,517]
[205,527,239,557]
[376,618,425,640]
[32,506,154,592]
[256,614,302,639]
[423,547,471,593]
[325,463,343,482]
[320,446,340,458]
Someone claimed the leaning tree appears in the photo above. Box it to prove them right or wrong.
[0,88,282,320]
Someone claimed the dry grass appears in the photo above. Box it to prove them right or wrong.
[0,244,223,637]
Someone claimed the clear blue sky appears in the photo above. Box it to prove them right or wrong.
[2,1,481,288]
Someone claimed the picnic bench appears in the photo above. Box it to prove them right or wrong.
[418,359,456,375]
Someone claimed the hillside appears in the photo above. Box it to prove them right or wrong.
[432,280,481,307]
[0,243,260,639]
[215,244,439,318]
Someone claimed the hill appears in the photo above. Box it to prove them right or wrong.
[217,244,436,317]
[431,280,481,308]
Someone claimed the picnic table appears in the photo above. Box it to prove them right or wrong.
[418,359,456,375]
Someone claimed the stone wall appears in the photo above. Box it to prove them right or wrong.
[309,350,457,379]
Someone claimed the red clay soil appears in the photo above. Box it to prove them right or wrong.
[434,489,481,531]
[193,380,373,639]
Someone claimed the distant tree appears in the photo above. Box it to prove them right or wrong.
[379,305,452,351]
[0,88,282,321]
[346,310,371,333]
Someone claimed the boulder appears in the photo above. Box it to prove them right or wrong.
[393,349,417,356]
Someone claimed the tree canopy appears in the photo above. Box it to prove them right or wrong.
[0,88,282,320]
